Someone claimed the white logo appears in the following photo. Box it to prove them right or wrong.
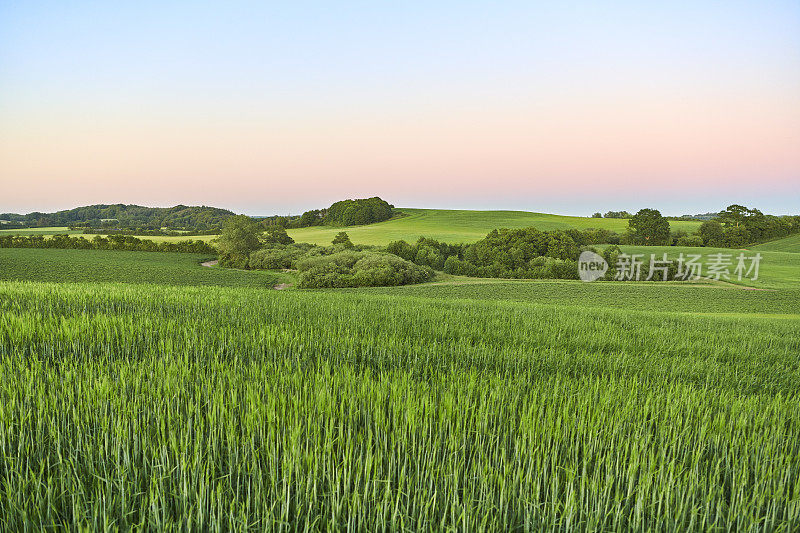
[578,251,608,282]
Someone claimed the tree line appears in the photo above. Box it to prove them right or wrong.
[0,234,216,254]
[1,204,234,231]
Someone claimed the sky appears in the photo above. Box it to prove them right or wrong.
[1,1,799,216]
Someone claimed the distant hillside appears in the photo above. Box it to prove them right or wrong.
[287,208,703,245]
[752,233,800,253]
[0,204,235,231]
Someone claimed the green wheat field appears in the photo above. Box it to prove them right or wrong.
[1,231,799,529]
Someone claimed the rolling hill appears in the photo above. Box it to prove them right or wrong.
[287,208,703,245]
[752,233,800,253]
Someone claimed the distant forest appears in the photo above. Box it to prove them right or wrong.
[1,197,396,234]
[256,197,396,228]
[0,204,235,232]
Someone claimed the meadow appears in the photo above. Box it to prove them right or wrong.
[0,280,798,530]
[287,208,704,245]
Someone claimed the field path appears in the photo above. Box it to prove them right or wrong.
[201,260,219,267]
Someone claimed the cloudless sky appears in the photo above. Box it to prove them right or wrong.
[1,1,799,216]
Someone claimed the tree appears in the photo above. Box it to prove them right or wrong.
[264,226,294,245]
[216,215,262,259]
[718,204,750,227]
[332,231,354,248]
[697,220,724,247]
[628,209,670,245]
[724,225,751,248]
[591,212,603,218]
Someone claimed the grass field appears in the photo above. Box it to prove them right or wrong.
[753,233,800,253]
[0,226,83,236]
[0,248,285,288]
[0,280,798,529]
[287,208,704,245]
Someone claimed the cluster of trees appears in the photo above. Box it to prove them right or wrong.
[216,216,431,287]
[296,251,433,288]
[626,206,800,248]
[0,234,216,254]
[216,216,295,267]
[324,197,394,226]
[258,197,395,229]
[601,211,633,219]
[385,229,583,280]
[1,204,234,231]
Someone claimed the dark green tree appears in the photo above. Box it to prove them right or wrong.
[628,209,670,245]
[264,226,294,245]
[332,231,354,248]
[697,220,725,247]
[724,225,751,248]
[216,215,262,260]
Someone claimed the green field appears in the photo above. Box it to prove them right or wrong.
[358,278,800,317]
[1,234,798,529]
[0,227,218,243]
[0,248,285,288]
[288,208,704,245]
[615,245,800,289]
[0,226,83,236]
[753,233,800,253]
[0,280,798,529]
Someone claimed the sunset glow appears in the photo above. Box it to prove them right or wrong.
[2,1,798,215]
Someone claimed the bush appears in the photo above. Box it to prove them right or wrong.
[676,235,704,247]
[297,251,433,288]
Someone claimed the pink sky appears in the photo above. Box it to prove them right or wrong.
[2,2,799,216]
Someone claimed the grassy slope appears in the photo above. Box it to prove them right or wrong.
[752,233,800,253]
[0,248,285,288]
[288,208,703,245]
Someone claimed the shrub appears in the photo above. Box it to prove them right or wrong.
[297,251,433,288]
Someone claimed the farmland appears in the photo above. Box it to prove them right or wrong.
[359,278,800,317]
[287,208,704,246]
[0,226,799,529]
[0,226,83,236]
[0,280,798,529]
[0,248,284,288]
[614,246,800,289]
